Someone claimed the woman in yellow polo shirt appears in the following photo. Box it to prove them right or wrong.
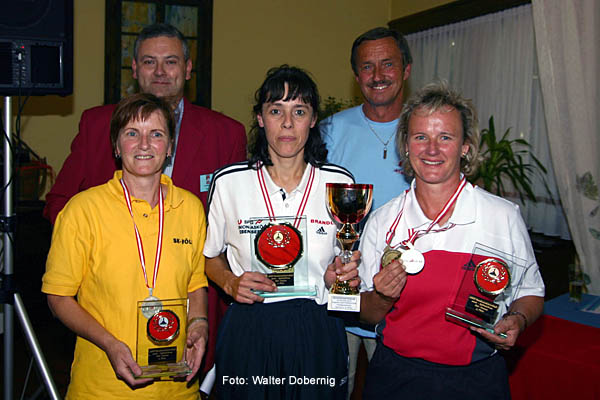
[42,93,208,399]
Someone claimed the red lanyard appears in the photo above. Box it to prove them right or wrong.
[257,163,315,228]
[385,177,467,248]
[120,178,164,296]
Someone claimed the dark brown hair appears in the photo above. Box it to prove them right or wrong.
[248,65,326,168]
[109,93,175,153]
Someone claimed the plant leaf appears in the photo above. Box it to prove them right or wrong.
[468,115,550,203]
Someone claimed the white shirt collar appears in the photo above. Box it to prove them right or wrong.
[261,163,315,197]
[403,176,477,230]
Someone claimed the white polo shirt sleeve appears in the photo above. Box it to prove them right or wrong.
[204,175,228,258]
[506,202,545,299]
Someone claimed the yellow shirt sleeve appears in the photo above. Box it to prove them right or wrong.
[42,199,91,297]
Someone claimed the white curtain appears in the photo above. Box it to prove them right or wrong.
[532,0,600,294]
[405,5,570,239]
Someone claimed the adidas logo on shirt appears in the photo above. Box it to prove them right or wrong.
[316,227,327,235]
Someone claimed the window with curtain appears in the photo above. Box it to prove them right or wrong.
[405,4,570,239]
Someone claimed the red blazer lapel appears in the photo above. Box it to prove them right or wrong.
[171,97,207,197]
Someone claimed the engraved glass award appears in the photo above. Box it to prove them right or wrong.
[445,243,527,338]
[136,298,191,379]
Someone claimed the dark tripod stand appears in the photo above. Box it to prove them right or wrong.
[2,96,60,400]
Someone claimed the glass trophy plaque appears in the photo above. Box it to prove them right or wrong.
[445,243,527,338]
[136,297,191,379]
[250,216,317,298]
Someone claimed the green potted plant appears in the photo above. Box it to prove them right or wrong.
[469,116,550,204]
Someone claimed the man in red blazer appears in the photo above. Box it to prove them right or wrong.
[43,23,246,380]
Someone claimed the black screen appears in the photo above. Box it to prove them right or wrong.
[31,44,60,84]
[0,42,12,84]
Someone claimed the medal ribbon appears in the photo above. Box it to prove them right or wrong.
[257,163,315,228]
[385,177,467,248]
[257,162,276,221]
[384,189,410,246]
[120,179,164,296]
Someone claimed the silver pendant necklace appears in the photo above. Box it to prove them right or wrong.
[363,113,396,159]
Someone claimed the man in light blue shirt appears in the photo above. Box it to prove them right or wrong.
[321,26,412,399]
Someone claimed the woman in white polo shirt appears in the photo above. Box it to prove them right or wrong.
[359,81,545,399]
[204,65,359,399]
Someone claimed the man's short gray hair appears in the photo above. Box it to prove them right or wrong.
[133,23,190,61]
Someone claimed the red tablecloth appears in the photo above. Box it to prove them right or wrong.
[507,315,600,400]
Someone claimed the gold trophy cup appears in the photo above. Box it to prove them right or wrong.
[326,183,373,310]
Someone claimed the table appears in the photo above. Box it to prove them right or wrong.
[544,293,600,328]
[507,295,600,400]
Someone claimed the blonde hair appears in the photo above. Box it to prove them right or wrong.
[397,81,481,177]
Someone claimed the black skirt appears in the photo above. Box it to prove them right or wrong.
[363,342,511,400]
[215,299,348,400]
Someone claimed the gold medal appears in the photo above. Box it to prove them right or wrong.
[381,248,403,268]
[381,244,426,274]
